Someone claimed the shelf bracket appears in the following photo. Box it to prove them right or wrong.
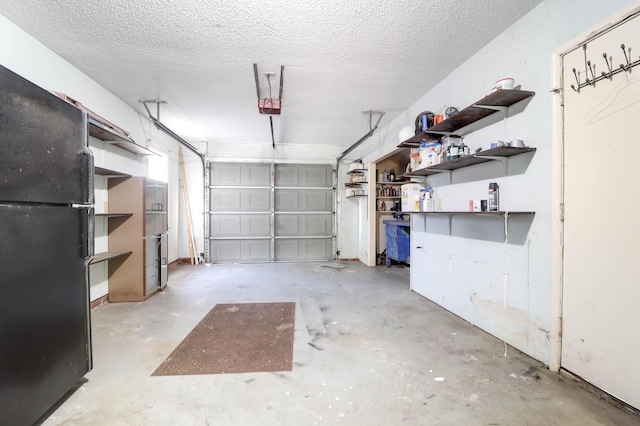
[477,155,509,176]
[436,169,453,185]
[504,211,510,244]
[473,104,509,119]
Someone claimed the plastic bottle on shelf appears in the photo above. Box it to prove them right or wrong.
[488,182,499,211]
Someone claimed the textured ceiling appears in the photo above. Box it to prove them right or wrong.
[0,0,542,149]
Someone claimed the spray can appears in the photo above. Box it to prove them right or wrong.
[488,182,499,211]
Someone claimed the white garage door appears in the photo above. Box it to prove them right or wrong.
[209,163,334,262]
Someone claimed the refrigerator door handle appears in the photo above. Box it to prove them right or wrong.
[80,146,95,205]
[79,207,95,263]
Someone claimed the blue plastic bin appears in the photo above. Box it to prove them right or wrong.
[384,220,410,267]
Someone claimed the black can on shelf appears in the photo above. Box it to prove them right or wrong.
[488,182,499,211]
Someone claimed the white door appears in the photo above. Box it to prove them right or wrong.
[561,11,640,409]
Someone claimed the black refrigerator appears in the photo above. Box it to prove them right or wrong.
[0,65,94,425]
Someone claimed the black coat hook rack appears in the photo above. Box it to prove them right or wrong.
[570,43,640,93]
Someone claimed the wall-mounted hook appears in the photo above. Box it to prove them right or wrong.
[601,53,613,80]
[587,60,596,86]
[570,68,581,92]
[620,44,632,72]
[582,45,592,86]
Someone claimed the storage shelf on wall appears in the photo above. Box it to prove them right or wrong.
[94,166,132,178]
[347,168,367,174]
[404,211,535,216]
[345,167,367,197]
[89,118,156,156]
[90,251,132,265]
[403,146,536,178]
[95,213,133,218]
[398,89,535,148]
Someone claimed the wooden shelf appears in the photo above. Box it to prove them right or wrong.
[95,213,133,218]
[94,166,132,178]
[346,195,367,198]
[345,182,367,187]
[404,211,535,216]
[347,168,367,175]
[90,251,132,265]
[398,89,535,148]
[403,146,535,178]
[89,118,156,156]
[376,181,406,185]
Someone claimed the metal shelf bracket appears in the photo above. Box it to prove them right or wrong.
[473,104,509,119]
[476,155,509,175]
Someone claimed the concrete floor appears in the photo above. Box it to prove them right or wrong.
[44,261,638,425]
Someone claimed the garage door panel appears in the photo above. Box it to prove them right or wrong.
[275,164,332,187]
[275,214,332,236]
[210,215,241,236]
[210,164,242,186]
[274,239,298,260]
[241,240,272,261]
[274,165,300,186]
[275,238,332,261]
[302,165,332,187]
[275,215,299,235]
[246,215,271,236]
[245,164,271,186]
[303,190,332,211]
[210,189,241,211]
[303,239,332,259]
[274,189,332,212]
[210,239,271,262]
[211,214,271,237]
[210,240,242,261]
[245,189,271,211]
[211,189,271,212]
[274,190,300,211]
[303,214,332,235]
[211,164,271,186]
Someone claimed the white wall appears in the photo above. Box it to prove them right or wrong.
[349,0,638,366]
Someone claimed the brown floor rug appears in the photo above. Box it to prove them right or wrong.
[152,302,295,376]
